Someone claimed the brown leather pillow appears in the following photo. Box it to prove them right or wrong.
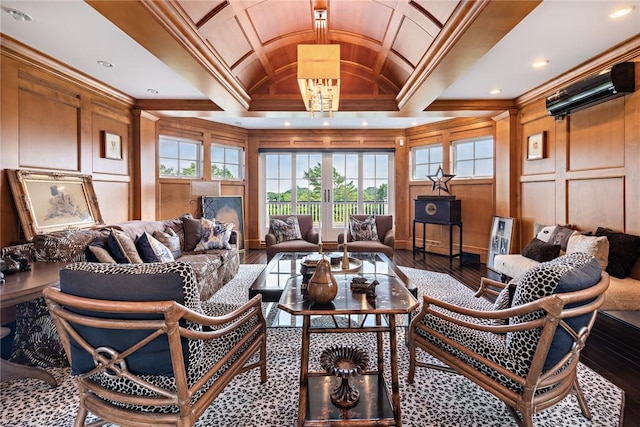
[181,215,202,251]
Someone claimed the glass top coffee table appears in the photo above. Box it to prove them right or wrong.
[249,252,416,327]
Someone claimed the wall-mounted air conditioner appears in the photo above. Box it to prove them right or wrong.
[546,62,636,120]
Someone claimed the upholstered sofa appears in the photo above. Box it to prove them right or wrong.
[265,215,320,261]
[1,214,241,368]
[337,214,395,258]
[493,225,640,311]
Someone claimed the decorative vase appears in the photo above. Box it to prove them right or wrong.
[307,256,338,304]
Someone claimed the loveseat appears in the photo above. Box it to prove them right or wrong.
[493,224,640,311]
[1,214,240,368]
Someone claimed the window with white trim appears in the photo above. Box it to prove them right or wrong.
[452,137,493,178]
[411,144,443,180]
[159,136,202,178]
[211,144,244,180]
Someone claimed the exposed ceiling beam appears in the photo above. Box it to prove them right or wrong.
[397,0,541,115]
[86,0,249,114]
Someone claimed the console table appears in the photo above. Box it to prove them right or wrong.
[413,197,463,264]
[0,262,68,387]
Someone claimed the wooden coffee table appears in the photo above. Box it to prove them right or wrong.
[277,258,418,426]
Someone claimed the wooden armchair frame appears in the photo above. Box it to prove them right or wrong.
[408,273,610,427]
[44,288,267,427]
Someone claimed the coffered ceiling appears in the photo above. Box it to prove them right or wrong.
[1,1,639,129]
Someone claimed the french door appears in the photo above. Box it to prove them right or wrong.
[262,151,393,241]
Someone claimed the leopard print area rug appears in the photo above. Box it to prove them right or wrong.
[0,265,624,426]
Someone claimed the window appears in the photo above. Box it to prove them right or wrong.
[452,137,493,178]
[159,136,202,178]
[411,144,443,180]
[211,144,244,180]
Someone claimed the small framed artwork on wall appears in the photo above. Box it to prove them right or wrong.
[527,132,545,160]
[103,131,122,160]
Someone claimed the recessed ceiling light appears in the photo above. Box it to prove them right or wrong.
[610,6,634,18]
[361,121,368,127]
[147,88,159,94]
[97,60,113,68]
[7,9,32,22]
[411,121,418,126]
[284,121,291,127]
[490,88,502,95]
[322,121,329,126]
[532,59,550,68]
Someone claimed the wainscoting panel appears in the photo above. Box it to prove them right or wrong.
[567,177,624,232]
[93,180,130,224]
[520,180,556,250]
[18,87,79,171]
[568,98,625,172]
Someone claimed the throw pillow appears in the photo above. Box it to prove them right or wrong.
[270,216,303,243]
[194,218,234,251]
[595,227,640,279]
[136,232,175,263]
[521,238,561,262]
[491,280,517,327]
[181,214,202,251]
[547,225,576,252]
[107,229,143,264]
[349,215,379,241]
[535,225,556,243]
[153,228,182,259]
[85,237,116,263]
[566,233,609,270]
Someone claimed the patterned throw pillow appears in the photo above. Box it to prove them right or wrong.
[135,232,175,263]
[349,215,379,241]
[153,228,182,259]
[195,218,234,250]
[547,225,576,252]
[270,216,303,243]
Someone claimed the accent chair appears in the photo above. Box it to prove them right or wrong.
[337,214,394,258]
[43,261,267,427]
[265,215,320,261]
[407,253,610,427]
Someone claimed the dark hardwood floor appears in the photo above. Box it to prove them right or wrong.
[240,248,640,426]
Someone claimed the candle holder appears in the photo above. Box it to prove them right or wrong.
[341,242,350,270]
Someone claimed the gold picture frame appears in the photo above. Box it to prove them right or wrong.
[103,131,122,160]
[7,169,104,240]
[527,131,545,160]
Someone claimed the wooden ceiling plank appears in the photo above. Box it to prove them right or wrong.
[86,0,250,113]
[397,0,542,115]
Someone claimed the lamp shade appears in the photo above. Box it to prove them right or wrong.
[297,44,340,79]
[190,181,221,197]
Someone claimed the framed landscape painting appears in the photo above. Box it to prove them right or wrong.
[7,169,104,240]
[487,216,514,271]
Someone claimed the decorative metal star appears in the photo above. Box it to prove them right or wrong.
[427,165,455,195]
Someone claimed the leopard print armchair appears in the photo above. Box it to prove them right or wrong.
[43,261,267,426]
[407,253,610,427]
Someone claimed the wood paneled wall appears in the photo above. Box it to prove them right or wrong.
[516,61,640,249]
[1,42,134,246]
[1,40,638,265]
[406,118,496,260]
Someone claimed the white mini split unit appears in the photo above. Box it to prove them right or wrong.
[546,62,636,120]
